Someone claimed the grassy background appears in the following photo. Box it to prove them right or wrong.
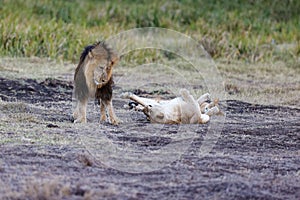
[0,0,299,63]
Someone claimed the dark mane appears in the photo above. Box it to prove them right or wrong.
[100,41,112,62]
[95,77,114,103]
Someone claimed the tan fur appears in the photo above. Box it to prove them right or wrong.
[123,89,221,124]
[73,42,120,125]
[200,99,223,116]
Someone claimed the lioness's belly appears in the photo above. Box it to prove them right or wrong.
[149,98,183,124]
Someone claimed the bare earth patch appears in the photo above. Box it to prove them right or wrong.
[0,58,299,199]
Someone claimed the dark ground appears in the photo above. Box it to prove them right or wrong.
[0,77,299,200]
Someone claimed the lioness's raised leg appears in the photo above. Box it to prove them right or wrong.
[128,94,148,108]
[128,93,163,113]
[205,106,220,116]
[197,93,210,105]
[200,99,223,116]
[180,89,209,124]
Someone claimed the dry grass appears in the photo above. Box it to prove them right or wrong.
[0,57,74,80]
[1,57,299,108]
[217,59,300,107]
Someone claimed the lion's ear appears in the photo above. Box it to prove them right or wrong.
[110,53,119,66]
[88,51,93,58]
[214,98,219,105]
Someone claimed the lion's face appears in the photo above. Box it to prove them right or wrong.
[92,59,111,86]
[87,48,119,87]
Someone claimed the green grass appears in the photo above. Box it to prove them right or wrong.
[0,0,299,63]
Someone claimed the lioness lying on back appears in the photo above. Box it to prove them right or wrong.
[123,89,222,124]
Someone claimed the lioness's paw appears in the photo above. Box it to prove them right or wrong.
[120,92,133,99]
[206,106,220,116]
[200,114,210,124]
[203,93,211,101]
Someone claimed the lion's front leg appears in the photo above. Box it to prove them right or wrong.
[102,100,120,125]
[73,99,88,123]
[100,100,107,122]
[73,102,79,121]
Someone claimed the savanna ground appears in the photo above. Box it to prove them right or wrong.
[1,0,300,199]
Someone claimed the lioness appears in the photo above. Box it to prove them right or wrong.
[123,89,221,124]
[73,41,120,125]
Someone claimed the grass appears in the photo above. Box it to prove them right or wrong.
[0,0,299,63]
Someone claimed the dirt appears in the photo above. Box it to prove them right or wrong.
[0,74,299,200]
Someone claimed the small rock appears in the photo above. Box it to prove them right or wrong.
[46,123,59,128]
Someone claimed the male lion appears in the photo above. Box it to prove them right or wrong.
[123,89,222,124]
[73,41,120,125]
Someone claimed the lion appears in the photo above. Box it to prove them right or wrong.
[122,89,222,124]
[73,41,120,125]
